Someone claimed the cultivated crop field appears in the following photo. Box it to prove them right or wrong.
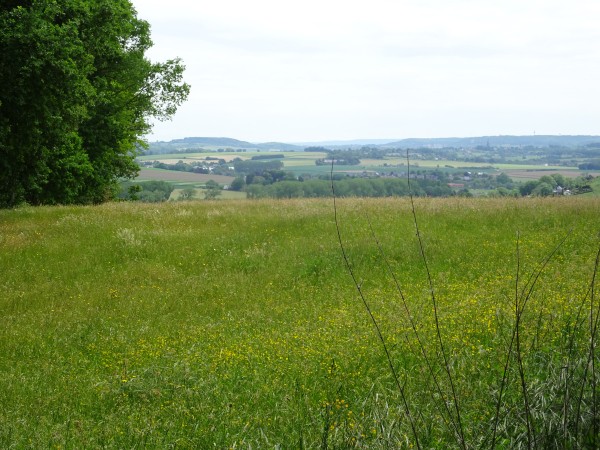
[137,149,600,182]
[1,197,599,448]
[136,168,235,185]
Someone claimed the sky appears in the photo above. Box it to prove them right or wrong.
[131,0,600,143]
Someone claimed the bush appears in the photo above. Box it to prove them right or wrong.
[118,180,174,202]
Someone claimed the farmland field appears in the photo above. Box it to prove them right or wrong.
[136,168,235,185]
[137,150,599,183]
[503,168,600,180]
[1,197,600,448]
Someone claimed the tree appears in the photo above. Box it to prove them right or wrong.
[519,180,539,196]
[204,188,221,200]
[578,160,600,170]
[532,182,553,197]
[496,173,512,186]
[233,159,283,175]
[550,173,567,188]
[178,187,196,201]
[229,176,246,191]
[203,180,221,200]
[245,184,266,199]
[117,180,173,202]
[0,0,190,207]
[272,181,302,199]
[539,175,557,188]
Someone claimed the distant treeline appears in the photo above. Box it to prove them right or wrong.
[233,159,284,173]
[251,154,285,160]
[315,148,388,166]
[578,160,600,170]
[244,178,457,199]
[117,172,596,203]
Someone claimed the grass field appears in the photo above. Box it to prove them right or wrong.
[136,168,235,185]
[1,197,600,448]
[504,168,600,180]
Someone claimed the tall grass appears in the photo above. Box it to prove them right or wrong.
[331,178,600,448]
[1,197,599,447]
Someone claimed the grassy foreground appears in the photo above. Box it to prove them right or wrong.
[1,197,599,448]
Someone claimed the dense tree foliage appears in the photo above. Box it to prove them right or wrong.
[578,160,600,170]
[117,180,174,202]
[233,159,284,174]
[0,0,189,207]
[243,178,455,199]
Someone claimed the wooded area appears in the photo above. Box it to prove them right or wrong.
[0,0,189,207]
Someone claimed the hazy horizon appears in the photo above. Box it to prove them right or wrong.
[148,134,600,147]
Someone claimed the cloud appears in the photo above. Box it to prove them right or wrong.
[132,0,600,141]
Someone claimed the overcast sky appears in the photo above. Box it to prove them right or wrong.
[131,0,600,143]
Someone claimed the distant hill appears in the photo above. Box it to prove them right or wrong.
[255,142,303,151]
[380,135,600,149]
[168,137,259,148]
[295,139,399,147]
[289,135,600,149]
[147,137,303,153]
[146,135,600,155]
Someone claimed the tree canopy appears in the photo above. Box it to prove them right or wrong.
[0,0,190,207]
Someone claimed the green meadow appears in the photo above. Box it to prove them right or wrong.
[1,197,600,448]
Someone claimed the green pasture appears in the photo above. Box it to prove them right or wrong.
[1,198,600,448]
[340,158,572,172]
[358,158,492,169]
[286,164,350,176]
[493,163,573,171]
[135,168,235,185]
[504,168,600,181]
[278,152,327,167]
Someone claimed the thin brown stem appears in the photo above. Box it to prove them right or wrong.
[330,161,422,450]
[406,150,466,450]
